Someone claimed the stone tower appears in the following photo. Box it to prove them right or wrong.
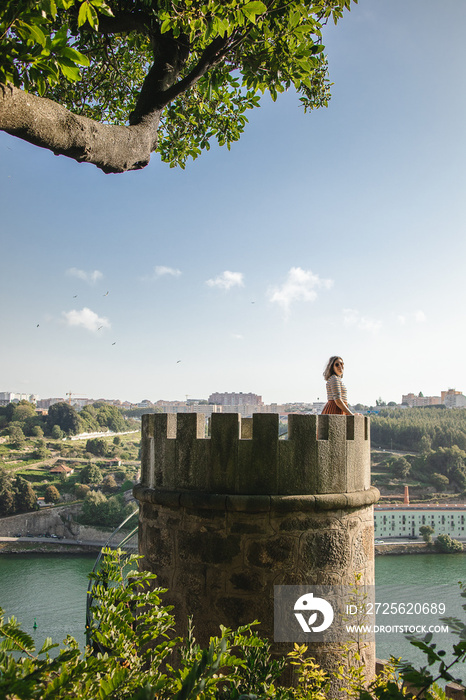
[134,412,379,683]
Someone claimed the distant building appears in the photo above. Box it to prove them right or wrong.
[401,393,441,407]
[138,399,154,408]
[49,465,74,476]
[441,389,466,408]
[208,392,263,406]
[374,503,466,539]
[36,397,65,409]
[0,392,39,406]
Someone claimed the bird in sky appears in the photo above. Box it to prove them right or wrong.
[112,342,116,345]
[98,326,103,330]
[73,295,78,298]
[103,291,109,296]
[36,324,39,327]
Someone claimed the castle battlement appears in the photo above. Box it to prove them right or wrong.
[140,412,371,496]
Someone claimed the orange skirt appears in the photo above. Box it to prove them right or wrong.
[321,400,344,415]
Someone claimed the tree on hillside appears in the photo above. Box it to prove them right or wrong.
[47,402,80,435]
[80,403,127,433]
[75,482,90,499]
[429,472,449,491]
[0,467,15,517]
[8,424,26,450]
[102,474,117,492]
[0,0,355,173]
[51,424,65,439]
[388,456,411,479]
[31,425,44,438]
[80,463,103,485]
[44,484,61,504]
[13,476,37,513]
[420,446,466,492]
[11,401,37,425]
[86,437,108,457]
[32,439,51,460]
[80,490,132,527]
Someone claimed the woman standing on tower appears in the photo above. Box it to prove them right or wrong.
[321,356,354,415]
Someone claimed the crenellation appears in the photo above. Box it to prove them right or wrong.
[174,413,207,489]
[209,412,239,493]
[140,412,370,496]
[248,413,279,494]
[316,415,347,494]
[279,414,318,495]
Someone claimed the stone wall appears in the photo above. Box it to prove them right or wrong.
[0,506,129,545]
[0,505,80,538]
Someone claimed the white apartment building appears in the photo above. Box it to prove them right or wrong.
[208,392,263,406]
[374,504,466,539]
[0,392,39,406]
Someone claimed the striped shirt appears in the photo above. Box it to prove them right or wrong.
[326,375,348,403]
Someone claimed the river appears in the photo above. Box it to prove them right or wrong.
[0,552,464,685]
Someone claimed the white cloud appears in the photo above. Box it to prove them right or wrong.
[206,271,244,290]
[63,307,110,333]
[154,265,182,277]
[397,310,426,325]
[343,308,382,333]
[268,267,333,315]
[67,267,103,284]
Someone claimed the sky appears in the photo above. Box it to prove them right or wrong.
[1,0,466,407]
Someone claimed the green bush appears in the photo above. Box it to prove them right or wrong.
[434,533,464,553]
[80,463,103,485]
[79,491,135,527]
[1,551,465,700]
[44,485,61,503]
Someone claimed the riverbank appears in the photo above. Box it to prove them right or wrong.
[0,539,103,554]
[375,541,465,555]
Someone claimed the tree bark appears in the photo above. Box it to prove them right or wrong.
[0,83,160,173]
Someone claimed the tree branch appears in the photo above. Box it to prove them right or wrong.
[0,83,160,173]
[143,35,232,112]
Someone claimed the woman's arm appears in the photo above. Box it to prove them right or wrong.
[335,398,353,415]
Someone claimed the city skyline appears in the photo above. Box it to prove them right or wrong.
[3,384,465,410]
[2,0,466,406]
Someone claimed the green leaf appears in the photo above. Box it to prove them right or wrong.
[86,4,99,29]
[51,26,69,48]
[77,2,89,27]
[160,18,172,34]
[60,46,90,67]
[244,2,267,25]
[17,21,47,47]
[243,1,267,16]
[58,61,81,81]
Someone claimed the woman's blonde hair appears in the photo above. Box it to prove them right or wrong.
[323,356,343,381]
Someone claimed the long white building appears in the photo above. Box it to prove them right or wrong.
[374,504,466,539]
[0,391,38,406]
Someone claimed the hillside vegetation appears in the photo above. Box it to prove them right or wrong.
[0,400,140,521]
[371,407,466,497]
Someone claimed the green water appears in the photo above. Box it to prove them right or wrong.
[374,553,465,680]
[0,552,464,685]
[0,554,95,652]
